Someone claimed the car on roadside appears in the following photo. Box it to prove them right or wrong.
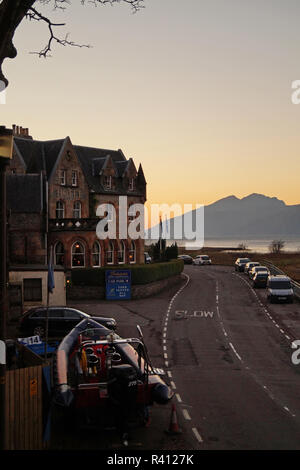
[234,257,251,272]
[178,255,193,264]
[249,266,270,280]
[244,261,260,274]
[19,306,117,338]
[144,252,152,264]
[267,275,294,303]
[252,272,269,288]
[193,255,212,265]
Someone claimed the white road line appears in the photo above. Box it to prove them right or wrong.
[167,371,172,378]
[229,342,242,361]
[171,381,176,390]
[175,393,182,403]
[192,427,203,444]
[182,409,191,420]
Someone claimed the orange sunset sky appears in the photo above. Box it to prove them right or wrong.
[2,0,300,215]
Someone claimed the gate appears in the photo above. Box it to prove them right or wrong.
[5,365,46,450]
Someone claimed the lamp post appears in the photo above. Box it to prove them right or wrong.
[0,126,13,450]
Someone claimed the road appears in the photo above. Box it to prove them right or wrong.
[51,264,300,450]
[166,265,300,450]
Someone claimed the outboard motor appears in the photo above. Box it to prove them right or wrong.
[107,364,138,442]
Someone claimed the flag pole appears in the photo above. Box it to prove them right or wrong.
[45,245,54,361]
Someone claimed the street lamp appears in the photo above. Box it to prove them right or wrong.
[0,125,13,450]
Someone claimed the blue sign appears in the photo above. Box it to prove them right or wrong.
[105,269,132,300]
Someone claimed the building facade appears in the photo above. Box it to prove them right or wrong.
[7,125,147,271]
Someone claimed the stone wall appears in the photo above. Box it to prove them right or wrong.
[67,273,184,301]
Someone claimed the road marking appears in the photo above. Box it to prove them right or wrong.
[164,353,168,359]
[167,371,172,378]
[192,427,203,444]
[176,393,182,403]
[229,342,242,361]
[171,381,176,390]
[182,409,191,420]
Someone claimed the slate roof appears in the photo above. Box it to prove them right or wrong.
[13,136,146,197]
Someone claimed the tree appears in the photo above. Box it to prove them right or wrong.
[269,239,285,254]
[0,0,145,88]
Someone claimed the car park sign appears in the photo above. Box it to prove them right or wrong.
[105,269,131,300]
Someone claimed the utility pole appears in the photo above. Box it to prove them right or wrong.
[0,126,13,450]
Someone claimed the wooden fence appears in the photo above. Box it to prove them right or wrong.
[5,365,45,450]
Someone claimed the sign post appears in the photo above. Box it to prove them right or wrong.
[105,269,132,300]
[0,126,13,450]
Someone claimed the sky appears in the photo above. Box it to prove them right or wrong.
[2,0,300,213]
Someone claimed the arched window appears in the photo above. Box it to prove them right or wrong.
[106,241,114,265]
[72,241,85,267]
[92,241,101,267]
[129,241,136,264]
[73,201,81,219]
[55,241,64,266]
[118,241,126,264]
[56,200,64,219]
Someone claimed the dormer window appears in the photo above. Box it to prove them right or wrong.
[59,169,66,186]
[128,178,135,191]
[103,175,112,190]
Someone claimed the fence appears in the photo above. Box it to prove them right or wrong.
[261,259,300,300]
[5,365,45,450]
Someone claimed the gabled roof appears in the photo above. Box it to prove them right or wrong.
[13,135,146,197]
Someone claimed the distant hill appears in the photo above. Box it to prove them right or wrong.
[145,193,300,242]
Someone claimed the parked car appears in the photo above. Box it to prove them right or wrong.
[252,272,269,288]
[144,252,152,264]
[178,255,193,264]
[19,307,117,338]
[267,275,294,303]
[244,261,260,274]
[249,266,270,280]
[234,258,251,272]
[193,255,212,265]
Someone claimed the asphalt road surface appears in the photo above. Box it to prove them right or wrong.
[51,265,300,450]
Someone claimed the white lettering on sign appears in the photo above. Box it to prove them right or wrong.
[18,336,42,345]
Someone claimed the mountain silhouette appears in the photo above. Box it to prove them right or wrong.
[146,193,300,241]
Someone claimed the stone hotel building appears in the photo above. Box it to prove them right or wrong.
[7,125,147,272]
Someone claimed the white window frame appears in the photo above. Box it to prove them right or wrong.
[71,241,85,268]
[106,241,114,265]
[72,170,78,187]
[59,169,66,186]
[118,241,126,264]
[56,200,65,219]
[103,175,112,190]
[73,200,81,219]
[129,241,136,264]
[128,177,135,191]
[92,241,101,267]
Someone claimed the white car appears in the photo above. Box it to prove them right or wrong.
[249,266,270,280]
[244,261,260,274]
[193,255,212,265]
[267,275,294,303]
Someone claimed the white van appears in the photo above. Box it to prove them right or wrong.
[267,275,294,303]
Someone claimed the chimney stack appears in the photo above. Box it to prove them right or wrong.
[12,124,32,139]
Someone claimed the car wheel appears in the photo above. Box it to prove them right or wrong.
[33,325,45,337]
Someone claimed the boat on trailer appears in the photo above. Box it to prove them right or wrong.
[53,318,173,434]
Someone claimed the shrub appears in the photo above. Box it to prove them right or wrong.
[71,259,184,286]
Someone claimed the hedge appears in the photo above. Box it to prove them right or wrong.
[71,259,184,286]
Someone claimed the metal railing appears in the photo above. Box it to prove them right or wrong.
[261,259,300,300]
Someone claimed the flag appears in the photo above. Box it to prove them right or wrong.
[47,246,55,293]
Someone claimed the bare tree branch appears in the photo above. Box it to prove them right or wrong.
[26,6,91,57]
[0,0,145,87]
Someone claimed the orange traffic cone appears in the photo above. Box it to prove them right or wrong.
[165,404,182,435]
